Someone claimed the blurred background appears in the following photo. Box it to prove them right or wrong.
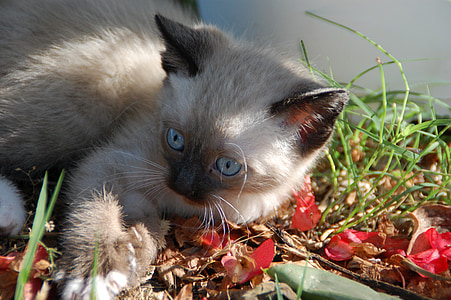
[196,0,451,116]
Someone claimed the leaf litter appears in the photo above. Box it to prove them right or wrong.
[119,181,450,299]
[2,171,450,299]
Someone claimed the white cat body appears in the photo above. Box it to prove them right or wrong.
[0,177,26,236]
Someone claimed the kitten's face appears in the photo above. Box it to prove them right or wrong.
[154,15,348,223]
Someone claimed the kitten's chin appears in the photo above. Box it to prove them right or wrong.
[173,192,209,208]
[157,191,207,219]
[160,189,289,225]
[180,196,206,207]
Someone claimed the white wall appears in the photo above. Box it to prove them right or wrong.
[198,0,451,115]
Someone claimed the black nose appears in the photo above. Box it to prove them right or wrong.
[173,165,197,198]
[167,162,209,202]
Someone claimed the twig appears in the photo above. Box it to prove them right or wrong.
[270,226,432,300]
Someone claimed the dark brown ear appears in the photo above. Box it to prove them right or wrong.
[155,14,219,77]
[271,87,348,152]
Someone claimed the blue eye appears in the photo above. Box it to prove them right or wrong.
[167,128,184,151]
[216,157,242,176]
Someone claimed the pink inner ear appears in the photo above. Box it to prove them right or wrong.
[286,105,311,125]
[285,105,317,140]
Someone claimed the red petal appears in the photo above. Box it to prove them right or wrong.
[301,175,312,193]
[251,239,274,269]
[325,234,355,261]
[353,231,381,244]
[338,230,366,243]
[291,177,321,232]
[221,240,275,284]
[200,231,239,250]
[380,237,409,258]
[239,239,274,283]
[0,253,19,270]
[33,245,48,264]
[291,199,321,231]
[410,228,438,255]
[24,277,43,300]
[221,254,239,272]
[325,230,410,261]
[200,231,224,250]
[292,175,313,206]
[435,232,451,260]
[408,248,449,276]
[356,231,409,258]
[424,228,438,248]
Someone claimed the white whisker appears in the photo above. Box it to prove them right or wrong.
[212,195,246,224]
[143,182,168,200]
[108,149,166,171]
[202,203,212,230]
[211,201,229,246]
[224,142,248,203]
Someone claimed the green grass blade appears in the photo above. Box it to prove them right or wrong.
[346,58,434,90]
[402,119,451,137]
[348,123,419,160]
[296,259,308,300]
[306,11,410,135]
[14,171,64,299]
[15,173,49,300]
[348,94,380,128]
[91,237,100,300]
[299,40,316,79]
[44,170,65,225]
[377,59,388,144]
[274,273,284,300]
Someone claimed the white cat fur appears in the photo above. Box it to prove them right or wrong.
[0,176,26,236]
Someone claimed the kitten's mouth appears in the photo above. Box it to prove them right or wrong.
[176,194,206,207]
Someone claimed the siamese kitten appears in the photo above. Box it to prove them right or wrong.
[0,0,348,298]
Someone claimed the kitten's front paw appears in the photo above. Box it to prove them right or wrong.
[60,224,156,300]
[0,177,26,236]
[61,271,127,300]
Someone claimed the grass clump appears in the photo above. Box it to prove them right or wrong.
[304,12,451,233]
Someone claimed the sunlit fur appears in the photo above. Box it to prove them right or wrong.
[0,0,347,298]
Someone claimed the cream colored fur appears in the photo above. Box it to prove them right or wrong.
[0,176,26,236]
[0,0,347,298]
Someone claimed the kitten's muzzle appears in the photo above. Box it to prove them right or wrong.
[167,164,212,203]
[172,165,197,198]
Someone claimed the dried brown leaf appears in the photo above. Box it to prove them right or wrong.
[173,216,202,248]
[173,283,192,300]
[407,274,451,300]
[0,270,18,300]
[378,214,398,236]
[351,242,385,259]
